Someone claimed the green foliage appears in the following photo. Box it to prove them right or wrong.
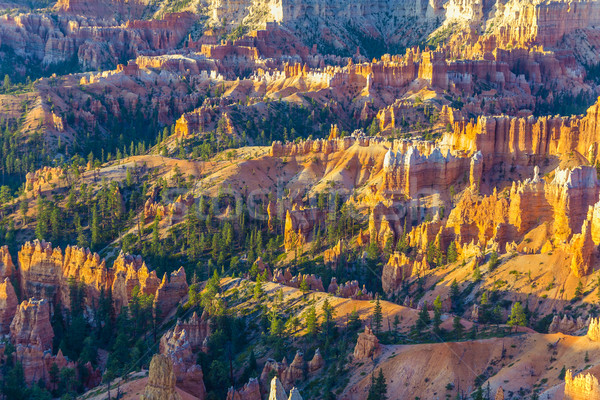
[372,297,383,334]
[305,305,318,337]
[367,369,388,400]
[508,302,527,328]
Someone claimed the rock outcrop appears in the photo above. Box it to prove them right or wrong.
[588,318,600,341]
[308,349,324,373]
[353,326,380,361]
[281,350,304,389]
[111,251,161,311]
[268,377,303,400]
[227,378,261,400]
[10,299,54,350]
[142,354,182,400]
[382,253,413,295]
[18,240,109,309]
[0,278,17,334]
[0,246,14,280]
[154,267,189,319]
[565,370,600,400]
[495,386,504,400]
[549,315,590,335]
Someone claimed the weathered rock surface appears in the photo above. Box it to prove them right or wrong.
[18,240,108,309]
[565,370,600,400]
[353,326,380,361]
[0,246,14,280]
[10,298,54,350]
[154,267,189,319]
[227,378,261,400]
[0,278,17,335]
[142,354,182,400]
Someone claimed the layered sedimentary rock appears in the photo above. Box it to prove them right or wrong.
[18,241,188,317]
[284,207,325,251]
[281,351,304,389]
[227,378,261,400]
[154,267,189,318]
[382,253,412,295]
[10,299,54,350]
[0,278,17,335]
[161,311,211,353]
[267,377,304,400]
[548,315,590,335]
[380,146,475,198]
[327,278,373,300]
[18,240,109,309]
[441,98,600,171]
[353,326,380,360]
[565,370,600,400]
[142,354,182,400]
[0,246,14,280]
[111,252,161,311]
[588,318,600,341]
[308,349,324,373]
[7,297,100,387]
[272,269,324,292]
[0,10,197,73]
[369,202,403,245]
[25,167,67,196]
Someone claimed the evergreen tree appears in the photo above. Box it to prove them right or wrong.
[450,280,460,311]
[574,280,584,299]
[372,296,383,334]
[91,204,100,250]
[305,305,318,337]
[367,369,388,400]
[472,263,482,282]
[348,307,361,331]
[452,316,464,340]
[508,302,527,329]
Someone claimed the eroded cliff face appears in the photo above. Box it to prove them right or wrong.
[18,241,187,317]
[441,98,600,171]
[154,267,189,319]
[441,0,600,50]
[18,240,108,309]
[565,370,600,400]
[142,354,182,400]
[10,298,54,351]
[0,278,18,335]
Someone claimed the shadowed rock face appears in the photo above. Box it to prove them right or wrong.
[142,354,182,400]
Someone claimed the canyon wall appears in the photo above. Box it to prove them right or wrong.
[18,240,188,317]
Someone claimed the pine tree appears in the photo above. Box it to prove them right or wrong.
[472,263,482,282]
[372,296,383,334]
[450,279,460,311]
[452,316,464,340]
[299,277,309,294]
[508,302,527,329]
[348,307,361,331]
[305,305,318,337]
[488,250,499,270]
[321,297,336,339]
[446,241,458,263]
[416,301,431,332]
[574,280,584,299]
[91,204,100,250]
[367,369,388,400]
